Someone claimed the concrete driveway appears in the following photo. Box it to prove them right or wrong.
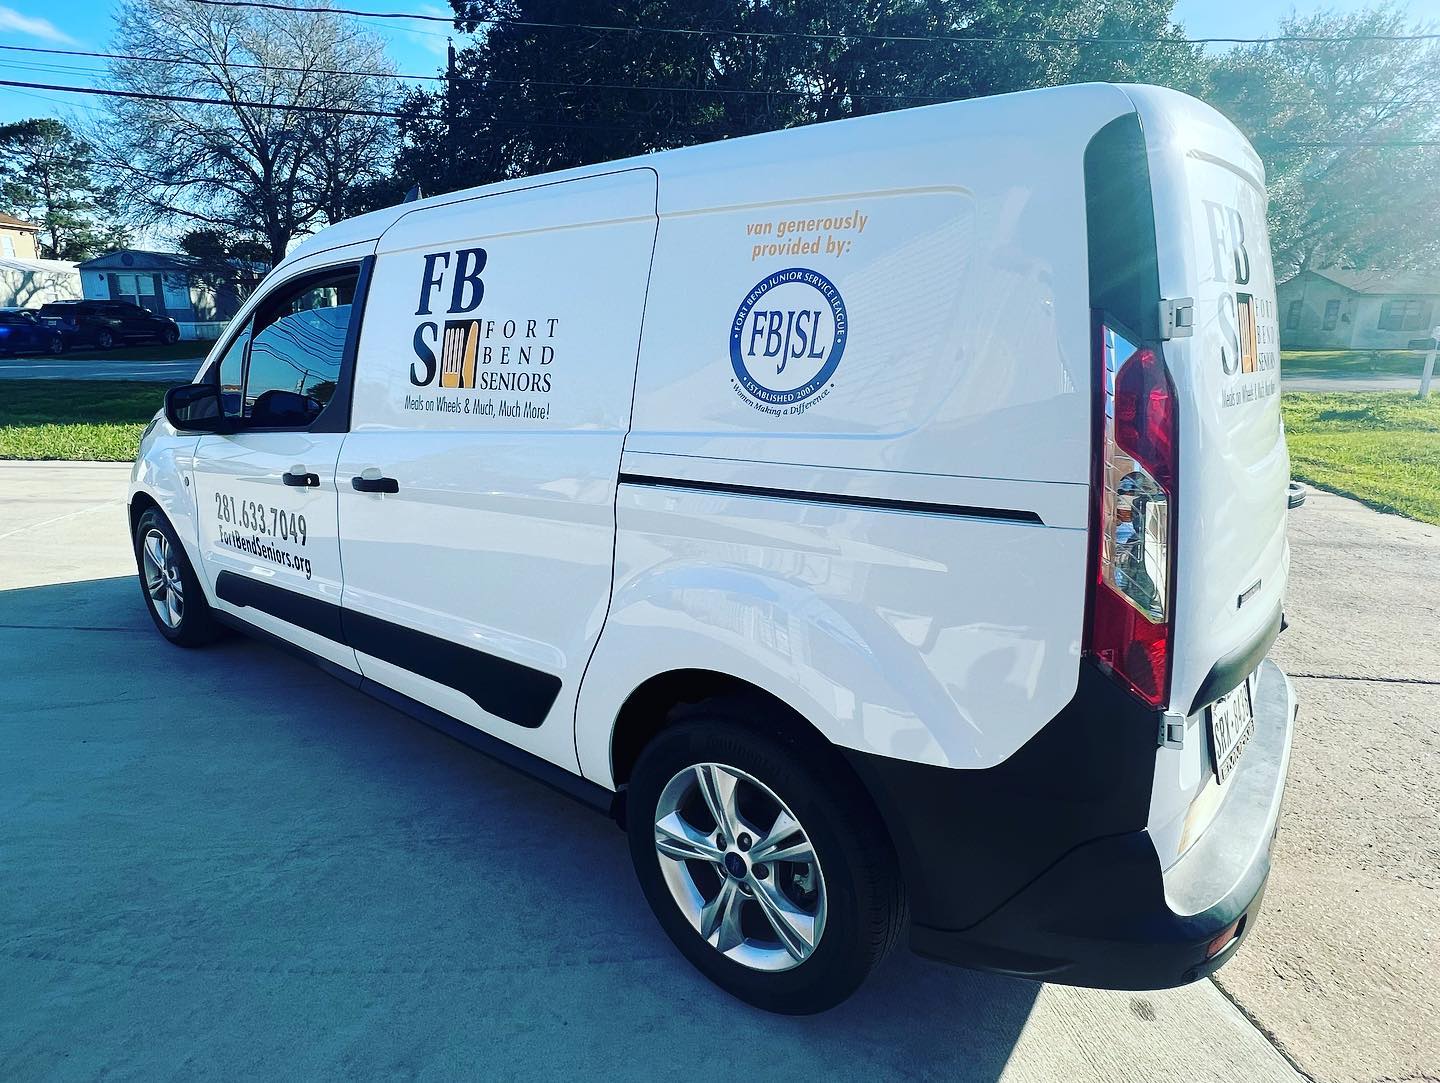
[1,463,1434,1080]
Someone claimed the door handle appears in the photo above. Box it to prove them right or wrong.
[282,467,320,487]
[351,472,399,494]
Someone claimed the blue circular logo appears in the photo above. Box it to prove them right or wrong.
[729,268,847,407]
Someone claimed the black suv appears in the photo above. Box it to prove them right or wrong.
[37,300,181,349]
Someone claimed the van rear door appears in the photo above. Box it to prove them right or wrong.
[1122,86,1291,862]
[1130,86,1289,715]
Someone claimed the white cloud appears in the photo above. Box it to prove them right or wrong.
[0,6,77,45]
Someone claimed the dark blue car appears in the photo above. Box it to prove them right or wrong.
[0,308,65,356]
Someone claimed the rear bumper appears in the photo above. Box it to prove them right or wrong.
[847,659,1297,989]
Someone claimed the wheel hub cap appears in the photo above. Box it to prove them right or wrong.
[653,761,826,973]
[141,528,184,629]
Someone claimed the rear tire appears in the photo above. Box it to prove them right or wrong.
[48,333,65,355]
[97,329,115,350]
[133,507,223,647]
[627,699,906,1014]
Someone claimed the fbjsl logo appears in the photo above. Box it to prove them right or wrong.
[730,268,847,412]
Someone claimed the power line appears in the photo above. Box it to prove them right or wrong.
[0,78,406,119]
[0,77,722,134]
[0,42,960,105]
[186,0,1440,47]
[3,77,1437,147]
[4,50,1434,115]
[0,43,439,83]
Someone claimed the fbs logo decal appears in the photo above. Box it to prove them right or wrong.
[437,320,481,388]
[729,267,847,415]
[411,247,486,387]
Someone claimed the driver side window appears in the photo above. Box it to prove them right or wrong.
[214,323,250,419]
[244,269,356,427]
[209,265,358,430]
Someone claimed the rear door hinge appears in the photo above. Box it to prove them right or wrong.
[1159,712,1186,750]
[1159,297,1195,340]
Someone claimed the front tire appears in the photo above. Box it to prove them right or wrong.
[160,326,179,345]
[97,329,115,350]
[133,507,222,647]
[627,701,906,1014]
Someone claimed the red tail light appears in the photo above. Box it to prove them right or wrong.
[1085,323,1177,708]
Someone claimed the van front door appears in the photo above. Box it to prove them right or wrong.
[191,263,366,675]
[336,169,658,772]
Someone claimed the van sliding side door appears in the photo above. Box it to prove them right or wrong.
[335,169,659,774]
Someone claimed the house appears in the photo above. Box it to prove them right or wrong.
[1277,268,1440,350]
[78,249,254,340]
[0,256,81,308]
[0,212,40,260]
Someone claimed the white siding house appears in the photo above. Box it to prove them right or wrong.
[1278,269,1440,349]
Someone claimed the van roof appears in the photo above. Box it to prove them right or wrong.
[283,82,1237,271]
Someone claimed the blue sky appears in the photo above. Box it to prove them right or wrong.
[0,0,451,125]
[1,0,1438,126]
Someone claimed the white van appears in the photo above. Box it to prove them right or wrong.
[130,82,1298,1014]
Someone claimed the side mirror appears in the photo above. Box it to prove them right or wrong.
[165,383,238,433]
[249,388,319,428]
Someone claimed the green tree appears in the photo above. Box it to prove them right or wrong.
[389,0,1205,197]
[0,118,128,260]
[1208,8,1440,278]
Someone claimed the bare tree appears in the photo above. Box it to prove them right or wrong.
[95,0,397,267]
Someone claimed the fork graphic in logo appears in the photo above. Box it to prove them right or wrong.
[439,320,481,388]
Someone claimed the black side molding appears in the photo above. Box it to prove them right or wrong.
[345,609,559,730]
[217,570,345,642]
[1187,605,1283,715]
[213,570,560,728]
[617,473,1043,525]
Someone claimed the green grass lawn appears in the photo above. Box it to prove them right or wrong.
[1282,391,1440,525]
[18,341,210,363]
[1281,348,1434,379]
[0,381,168,461]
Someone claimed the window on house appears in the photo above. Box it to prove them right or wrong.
[112,272,159,311]
[1322,300,1341,331]
[1285,299,1303,331]
[0,235,14,258]
[1378,299,1435,333]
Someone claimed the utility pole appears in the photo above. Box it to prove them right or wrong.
[1420,326,1439,399]
[445,37,458,188]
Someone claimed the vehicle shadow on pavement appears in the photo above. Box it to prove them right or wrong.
[0,576,1041,1080]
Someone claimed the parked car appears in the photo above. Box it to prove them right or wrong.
[37,300,181,349]
[0,308,65,355]
[130,83,1298,1014]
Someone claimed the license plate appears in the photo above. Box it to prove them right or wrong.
[1208,675,1256,785]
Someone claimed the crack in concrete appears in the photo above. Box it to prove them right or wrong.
[1289,672,1440,687]
[1210,977,1319,1083]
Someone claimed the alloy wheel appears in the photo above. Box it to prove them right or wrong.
[653,762,826,972]
[141,528,184,629]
